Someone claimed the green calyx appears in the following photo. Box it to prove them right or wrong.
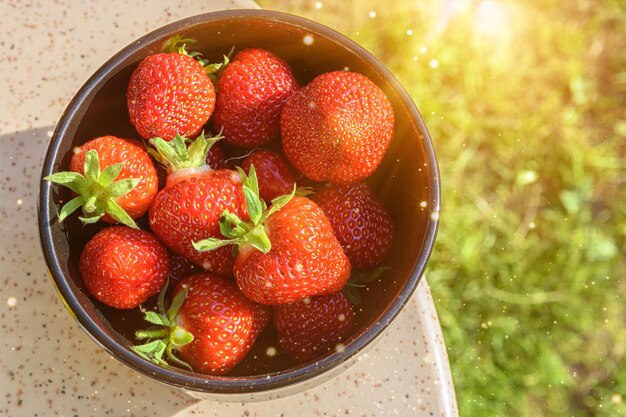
[44,150,139,228]
[193,165,296,255]
[343,266,392,305]
[162,35,233,83]
[132,280,194,371]
[148,131,223,173]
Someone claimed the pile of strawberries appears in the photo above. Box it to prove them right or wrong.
[46,37,395,375]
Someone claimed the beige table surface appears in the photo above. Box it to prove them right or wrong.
[0,1,458,416]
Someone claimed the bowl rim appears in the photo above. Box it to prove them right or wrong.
[38,8,441,394]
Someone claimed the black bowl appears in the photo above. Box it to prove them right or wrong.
[38,9,440,401]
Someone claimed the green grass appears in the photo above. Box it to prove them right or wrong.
[259,1,626,415]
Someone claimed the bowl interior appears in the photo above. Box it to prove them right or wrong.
[40,10,439,392]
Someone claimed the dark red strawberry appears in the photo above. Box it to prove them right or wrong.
[168,253,201,282]
[241,149,297,201]
[45,135,158,228]
[281,71,394,184]
[273,292,356,361]
[127,52,215,140]
[79,226,169,309]
[213,48,299,148]
[194,168,351,305]
[133,273,270,375]
[148,133,247,277]
[205,140,227,170]
[313,182,394,270]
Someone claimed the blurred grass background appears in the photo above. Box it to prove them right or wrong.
[258,1,625,415]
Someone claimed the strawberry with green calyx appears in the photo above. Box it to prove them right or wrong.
[162,36,233,85]
[133,272,271,375]
[148,132,248,277]
[241,149,298,202]
[45,135,158,228]
[273,291,356,362]
[193,166,351,305]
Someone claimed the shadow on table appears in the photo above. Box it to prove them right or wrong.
[0,127,195,416]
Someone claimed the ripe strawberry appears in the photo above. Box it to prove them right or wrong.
[79,226,169,309]
[45,135,158,228]
[313,182,394,270]
[127,52,215,140]
[194,168,351,305]
[148,133,247,276]
[281,71,394,184]
[241,149,297,201]
[273,292,356,361]
[213,48,299,148]
[133,272,270,375]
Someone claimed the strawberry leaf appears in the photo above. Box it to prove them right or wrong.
[166,346,193,371]
[44,171,87,194]
[192,237,237,252]
[243,184,263,225]
[135,327,169,340]
[57,196,86,222]
[106,178,140,198]
[219,210,248,239]
[144,311,171,327]
[264,185,296,221]
[83,150,100,183]
[244,225,271,254]
[167,286,188,323]
[132,340,168,366]
[106,199,138,229]
[99,162,124,186]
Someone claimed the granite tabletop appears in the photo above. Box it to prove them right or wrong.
[0,1,458,416]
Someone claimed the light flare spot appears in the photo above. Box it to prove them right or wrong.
[7,297,17,307]
[303,35,314,46]
[266,346,277,357]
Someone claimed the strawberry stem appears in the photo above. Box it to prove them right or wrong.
[44,149,139,228]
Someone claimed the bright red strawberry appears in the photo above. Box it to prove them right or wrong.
[241,149,297,201]
[194,168,351,305]
[148,133,247,277]
[281,71,394,184]
[127,52,215,140]
[313,182,394,270]
[79,226,169,309]
[273,292,356,361]
[133,272,270,375]
[205,140,227,170]
[213,48,299,148]
[45,135,158,228]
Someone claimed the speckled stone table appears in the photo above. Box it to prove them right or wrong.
[0,1,458,416]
